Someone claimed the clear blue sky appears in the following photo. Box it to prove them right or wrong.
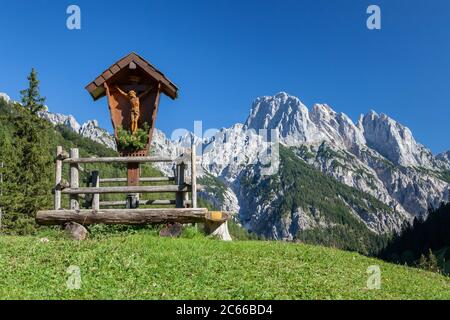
[0,0,449,153]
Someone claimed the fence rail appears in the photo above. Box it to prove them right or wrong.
[99,177,175,183]
[62,156,175,164]
[100,199,192,206]
[61,185,191,195]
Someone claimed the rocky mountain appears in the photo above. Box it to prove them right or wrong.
[0,93,11,103]
[38,109,81,133]
[79,120,116,150]
[37,109,116,150]
[196,92,449,239]
[437,150,450,166]
[6,90,448,244]
[1,92,115,149]
[360,111,440,169]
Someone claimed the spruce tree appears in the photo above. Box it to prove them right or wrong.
[418,254,428,270]
[427,249,440,273]
[0,100,22,233]
[0,73,53,234]
[12,106,53,233]
[20,68,46,114]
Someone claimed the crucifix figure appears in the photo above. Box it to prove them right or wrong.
[115,85,153,134]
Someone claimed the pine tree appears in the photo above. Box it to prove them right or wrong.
[13,107,53,233]
[427,249,440,273]
[0,101,22,233]
[20,68,46,114]
[0,90,53,234]
[418,254,428,270]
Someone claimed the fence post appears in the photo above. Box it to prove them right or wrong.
[92,170,100,211]
[55,146,63,210]
[191,142,197,208]
[70,148,79,210]
[175,162,186,208]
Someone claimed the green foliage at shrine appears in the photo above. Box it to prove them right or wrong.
[116,123,149,151]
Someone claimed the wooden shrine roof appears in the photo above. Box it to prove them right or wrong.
[85,52,179,101]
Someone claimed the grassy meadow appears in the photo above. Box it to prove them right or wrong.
[0,228,448,300]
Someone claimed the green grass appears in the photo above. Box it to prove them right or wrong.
[0,232,449,300]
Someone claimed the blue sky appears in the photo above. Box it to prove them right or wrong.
[0,0,449,153]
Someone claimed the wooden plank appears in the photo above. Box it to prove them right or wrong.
[100,199,192,206]
[63,156,174,164]
[131,53,178,99]
[61,185,191,195]
[101,70,113,80]
[94,76,105,86]
[99,177,175,183]
[69,148,79,210]
[134,58,163,82]
[110,64,120,74]
[117,55,133,68]
[36,208,209,225]
[54,146,63,210]
[85,82,97,94]
[133,55,178,99]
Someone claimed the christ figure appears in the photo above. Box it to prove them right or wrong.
[115,85,153,134]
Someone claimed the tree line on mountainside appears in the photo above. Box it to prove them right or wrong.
[239,145,392,256]
[380,202,450,274]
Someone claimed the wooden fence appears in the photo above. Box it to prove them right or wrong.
[36,143,232,240]
[53,144,198,212]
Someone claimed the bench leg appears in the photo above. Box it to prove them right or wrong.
[204,220,232,241]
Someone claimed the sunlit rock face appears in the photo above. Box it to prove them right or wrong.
[361,111,438,169]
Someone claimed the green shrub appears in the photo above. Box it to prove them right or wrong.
[116,123,149,151]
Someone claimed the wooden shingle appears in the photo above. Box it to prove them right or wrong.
[85,52,178,101]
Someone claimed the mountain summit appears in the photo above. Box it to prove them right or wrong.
[244,92,443,170]
[244,92,323,145]
[360,111,437,168]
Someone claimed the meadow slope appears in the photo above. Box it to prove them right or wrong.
[0,231,449,300]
